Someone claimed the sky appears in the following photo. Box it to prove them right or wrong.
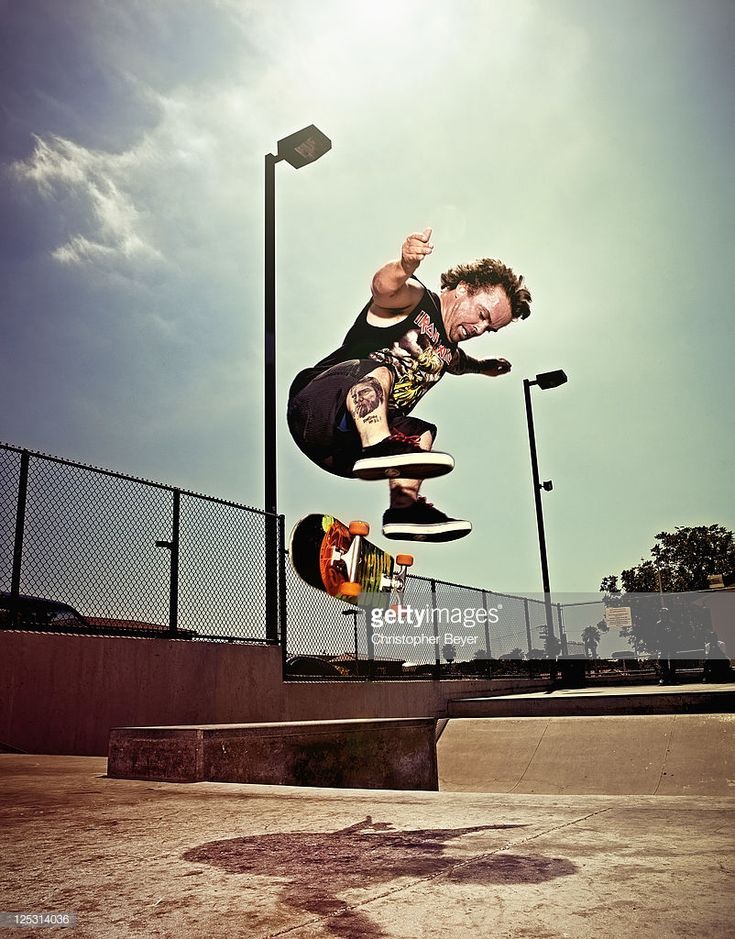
[1,0,734,600]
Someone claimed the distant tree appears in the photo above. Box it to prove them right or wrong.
[600,575,620,595]
[538,623,562,658]
[473,648,490,660]
[603,525,735,594]
[600,525,734,655]
[442,643,456,663]
[499,647,524,661]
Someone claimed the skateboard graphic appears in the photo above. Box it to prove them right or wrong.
[289,514,413,606]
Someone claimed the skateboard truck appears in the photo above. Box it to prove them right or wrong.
[382,553,414,612]
[331,520,370,597]
[331,523,413,600]
[380,554,414,595]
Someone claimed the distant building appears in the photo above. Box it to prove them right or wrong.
[330,653,406,677]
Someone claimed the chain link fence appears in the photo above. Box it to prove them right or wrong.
[2,442,642,680]
[0,443,282,642]
[283,569,567,679]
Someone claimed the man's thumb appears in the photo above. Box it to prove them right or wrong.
[422,227,432,243]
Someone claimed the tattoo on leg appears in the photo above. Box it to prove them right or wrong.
[350,377,385,420]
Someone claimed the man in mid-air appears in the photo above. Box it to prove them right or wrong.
[287,228,532,542]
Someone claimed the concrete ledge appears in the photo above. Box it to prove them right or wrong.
[108,718,438,790]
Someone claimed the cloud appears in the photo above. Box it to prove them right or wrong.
[12,133,164,272]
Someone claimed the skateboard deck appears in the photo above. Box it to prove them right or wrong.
[289,514,412,606]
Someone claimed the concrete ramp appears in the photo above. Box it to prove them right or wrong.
[438,714,735,796]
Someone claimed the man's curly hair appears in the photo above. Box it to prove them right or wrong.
[440,259,532,320]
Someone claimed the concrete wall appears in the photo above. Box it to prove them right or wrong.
[1,632,284,756]
[0,632,519,756]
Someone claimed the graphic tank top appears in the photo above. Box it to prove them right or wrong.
[290,287,458,416]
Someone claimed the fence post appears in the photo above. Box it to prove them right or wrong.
[278,515,287,662]
[169,490,180,633]
[557,602,568,656]
[366,610,375,680]
[10,451,30,624]
[265,514,279,644]
[523,599,533,656]
[431,579,440,680]
[481,589,492,659]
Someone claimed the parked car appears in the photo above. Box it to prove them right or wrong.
[0,592,89,630]
[285,655,343,677]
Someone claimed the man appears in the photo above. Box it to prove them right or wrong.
[703,630,731,683]
[656,607,676,685]
[287,227,532,542]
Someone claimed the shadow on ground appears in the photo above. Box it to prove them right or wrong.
[183,816,577,937]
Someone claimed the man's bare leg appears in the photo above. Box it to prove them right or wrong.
[389,430,434,507]
[348,367,454,482]
[382,426,471,540]
[345,367,393,447]
[344,370,468,539]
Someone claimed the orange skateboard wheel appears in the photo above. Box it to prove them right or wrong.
[349,520,370,536]
[396,554,414,567]
[341,581,362,597]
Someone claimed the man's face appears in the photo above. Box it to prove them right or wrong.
[443,284,513,343]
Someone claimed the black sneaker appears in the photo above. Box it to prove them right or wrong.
[382,498,472,542]
[352,433,454,481]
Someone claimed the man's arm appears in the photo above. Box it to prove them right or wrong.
[370,228,433,314]
[447,349,512,377]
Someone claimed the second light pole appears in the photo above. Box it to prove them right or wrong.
[523,369,568,657]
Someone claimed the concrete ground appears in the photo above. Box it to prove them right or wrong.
[1,682,734,938]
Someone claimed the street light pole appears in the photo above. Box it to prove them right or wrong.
[263,126,331,648]
[264,152,282,526]
[523,370,568,659]
[264,151,282,645]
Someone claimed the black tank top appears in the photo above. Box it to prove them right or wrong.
[290,287,458,416]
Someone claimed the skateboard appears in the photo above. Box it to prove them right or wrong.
[289,514,413,606]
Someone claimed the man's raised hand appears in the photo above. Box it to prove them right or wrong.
[400,227,433,275]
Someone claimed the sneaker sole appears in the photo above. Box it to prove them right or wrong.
[382,520,472,543]
[352,452,455,481]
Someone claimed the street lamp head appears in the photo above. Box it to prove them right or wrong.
[277,124,332,169]
[536,369,568,390]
